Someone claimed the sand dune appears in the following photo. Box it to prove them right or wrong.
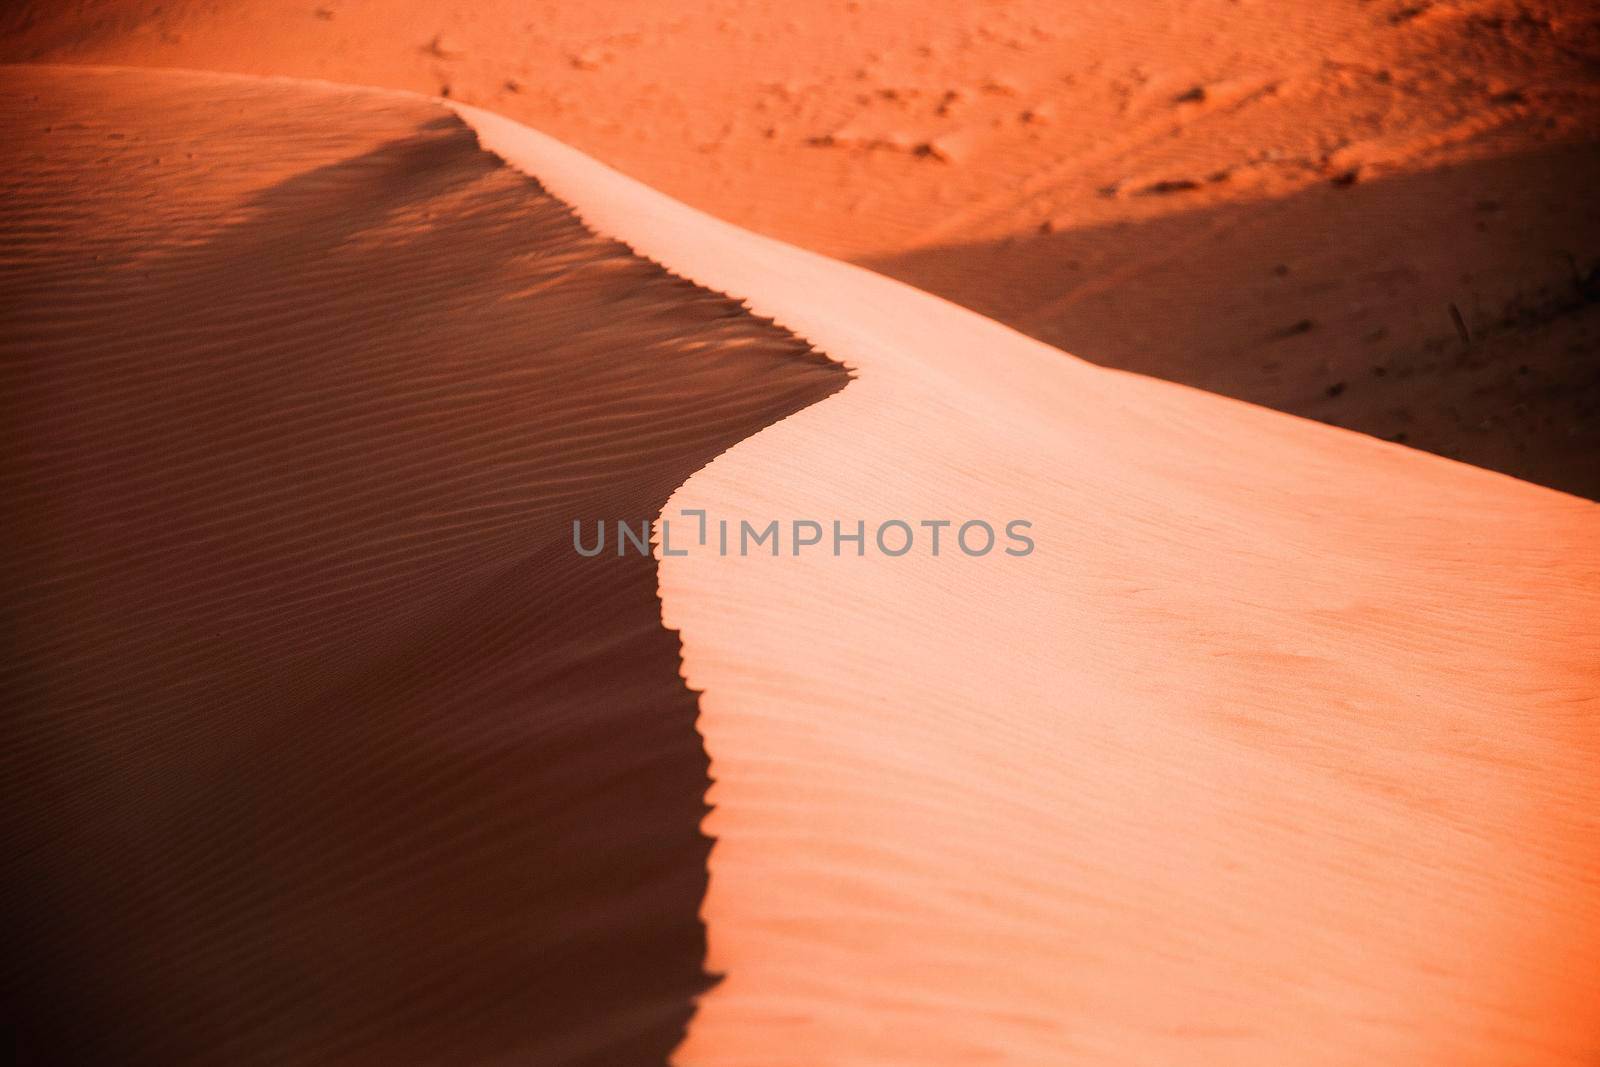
[2,65,844,1064]
[4,60,1599,1066]
[463,90,1600,1064]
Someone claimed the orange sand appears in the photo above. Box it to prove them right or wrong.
[3,66,843,1063]
[3,3,1599,1063]
[4,0,1598,491]
[470,101,1599,1063]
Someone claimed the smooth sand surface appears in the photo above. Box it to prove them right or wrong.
[4,0,1598,493]
[465,89,1600,1065]
[3,56,1597,1067]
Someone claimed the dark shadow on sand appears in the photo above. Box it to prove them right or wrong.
[2,69,848,1066]
[864,141,1599,498]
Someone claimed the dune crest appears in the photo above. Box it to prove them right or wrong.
[457,99,1600,1065]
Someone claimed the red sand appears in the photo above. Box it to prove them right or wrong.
[3,3,1600,1064]
[472,104,1600,1063]
[4,0,1598,491]
[3,66,844,1064]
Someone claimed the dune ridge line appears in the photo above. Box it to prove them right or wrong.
[453,90,1600,1067]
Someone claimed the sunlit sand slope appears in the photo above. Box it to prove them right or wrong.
[1,65,845,1065]
[463,101,1600,1066]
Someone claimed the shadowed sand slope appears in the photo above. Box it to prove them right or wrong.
[1,66,845,1064]
[462,103,1600,1064]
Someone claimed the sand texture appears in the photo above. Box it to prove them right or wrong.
[2,5,1598,1062]
[3,65,844,1065]
[4,0,1597,494]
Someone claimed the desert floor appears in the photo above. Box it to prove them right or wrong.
[4,0,1598,494]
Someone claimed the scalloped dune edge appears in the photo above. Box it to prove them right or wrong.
[456,101,1600,1064]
